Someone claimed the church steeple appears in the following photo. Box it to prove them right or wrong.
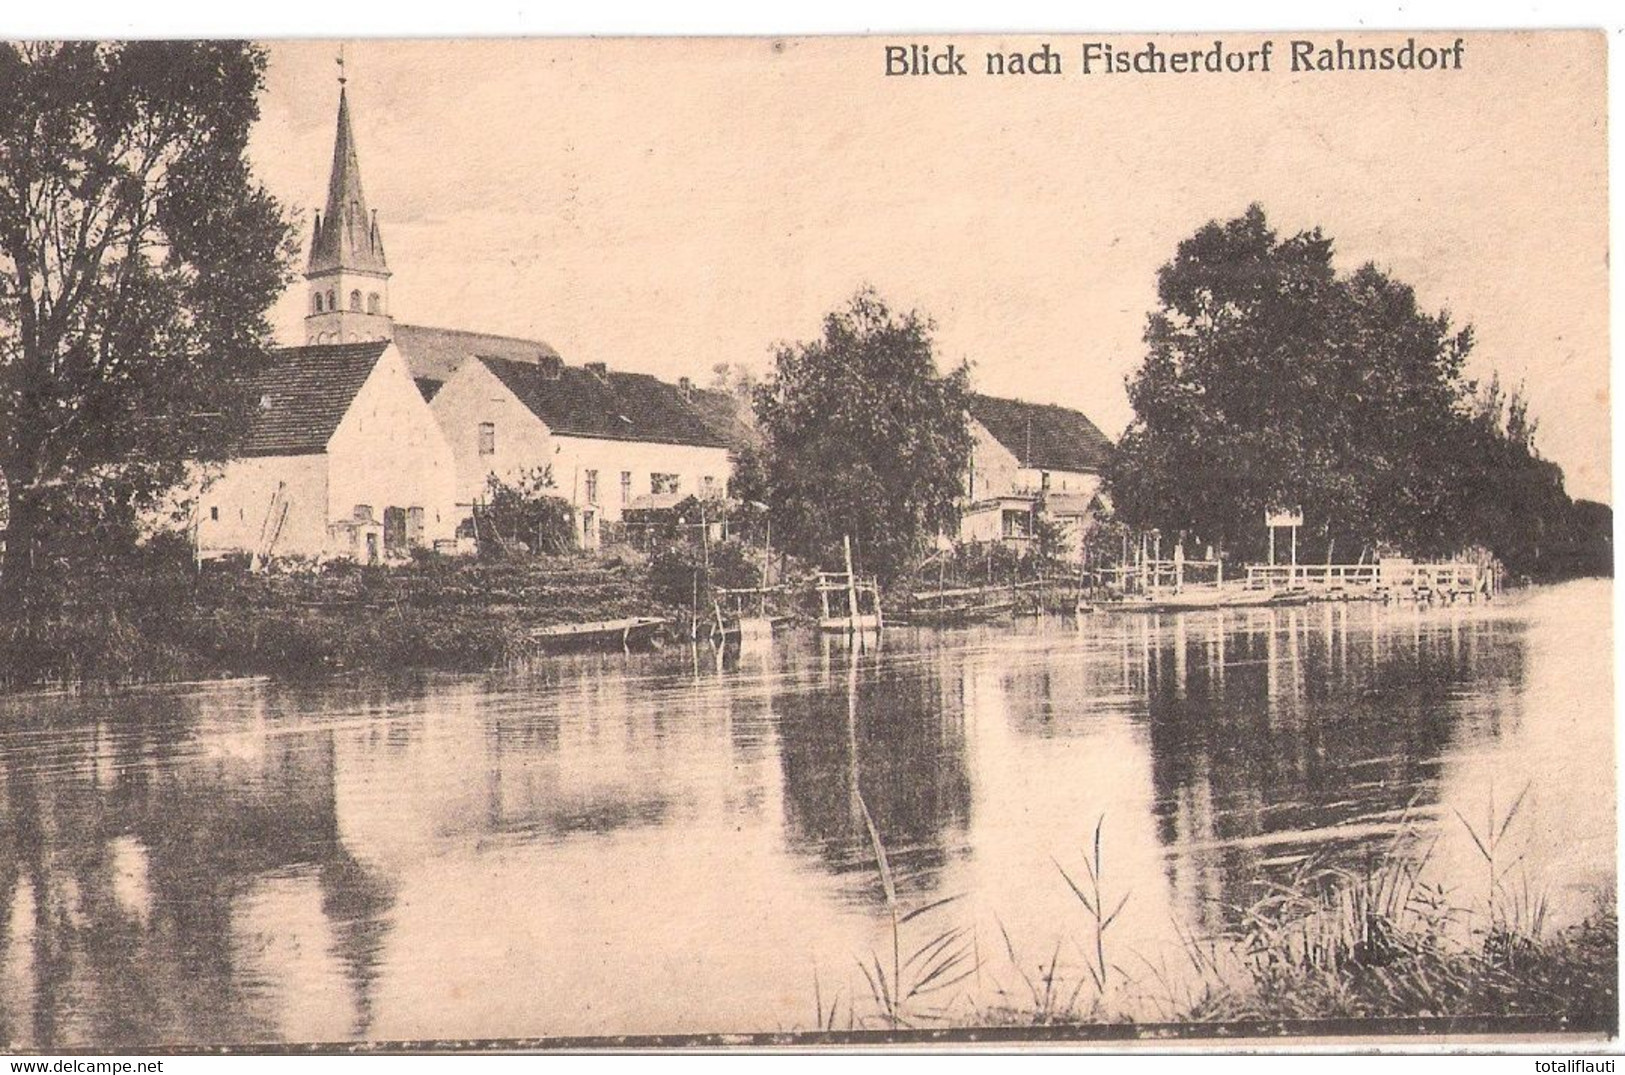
[305,62,392,346]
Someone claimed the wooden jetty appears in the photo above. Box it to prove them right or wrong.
[819,536,883,633]
[529,616,668,652]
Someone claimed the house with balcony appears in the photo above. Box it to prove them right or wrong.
[959,393,1113,559]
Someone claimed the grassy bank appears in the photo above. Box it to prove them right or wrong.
[828,807,1617,1036]
[0,552,685,688]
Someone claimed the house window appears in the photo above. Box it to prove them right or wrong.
[209,505,219,521]
[313,293,324,314]
[1002,509,1033,540]
[1040,471,1051,492]
[326,289,336,311]
[367,292,381,314]
[349,289,362,312]
[407,506,425,546]
[620,471,632,504]
[702,475,716,498]
[478,422,496,456]
[584,469,599,505]
[651,473,679,495]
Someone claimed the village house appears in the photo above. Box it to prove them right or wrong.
[196,78,734,560]
[428,354,730,548]
[194,340,459,563]
[959,392,1113,559]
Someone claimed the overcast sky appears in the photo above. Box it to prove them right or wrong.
[251,34,1610,501]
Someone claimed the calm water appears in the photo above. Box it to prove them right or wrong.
[0,580,1613,1046]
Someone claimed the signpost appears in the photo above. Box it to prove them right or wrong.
[1265,507,1304,584]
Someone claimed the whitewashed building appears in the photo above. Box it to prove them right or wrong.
[959,393,1113,558]
[228,78,734,553]
[194,340,458,563]
[429,354,731,548]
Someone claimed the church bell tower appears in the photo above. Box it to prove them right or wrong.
[305,59,392,345]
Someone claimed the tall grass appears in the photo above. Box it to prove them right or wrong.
[843,790,980,1030]
[831,793,1616,1032]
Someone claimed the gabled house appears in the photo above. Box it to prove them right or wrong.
[960,393,1113,558]
[428,354,732,547]
[273,79,734,554]
[194,341,457,563]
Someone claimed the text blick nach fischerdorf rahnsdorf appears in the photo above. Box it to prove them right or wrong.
[882,38,1469,77]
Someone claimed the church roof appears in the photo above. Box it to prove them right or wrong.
[307,87,389,277]
[477,355,728,449]
[393,323,561,386]
[239,342,390,457]
[968,392,1113,474]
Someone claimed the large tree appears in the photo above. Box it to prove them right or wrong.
[754,288,972,585]
[1108,205,1494,563]
[0,41,294,609]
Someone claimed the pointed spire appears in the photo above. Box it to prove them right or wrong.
[307,83,389,276]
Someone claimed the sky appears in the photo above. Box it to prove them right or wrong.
[250,33,1610,501]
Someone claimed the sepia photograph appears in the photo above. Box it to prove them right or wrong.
[0,28,1614,1053]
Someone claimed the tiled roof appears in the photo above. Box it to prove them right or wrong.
[478,356,729,449]
[392,323,560,385]
[686,387,762,453]
[238,342,389,457]
[969,393,1113,474]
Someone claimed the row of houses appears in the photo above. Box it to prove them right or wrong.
[194,83,1113,565]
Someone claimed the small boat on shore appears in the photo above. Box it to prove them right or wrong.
[530,616,668,652]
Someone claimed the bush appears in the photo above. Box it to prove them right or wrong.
[473,468,575,558]
[647,541,761,608]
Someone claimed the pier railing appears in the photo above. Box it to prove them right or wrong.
[1245,560,1490,596]
[1245,563,1380,590]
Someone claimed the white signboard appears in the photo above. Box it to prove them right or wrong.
[1266,508,1305,528]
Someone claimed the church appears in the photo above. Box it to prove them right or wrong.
[194,79,734,563]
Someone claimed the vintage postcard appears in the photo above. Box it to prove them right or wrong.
[0,31,1613,1052]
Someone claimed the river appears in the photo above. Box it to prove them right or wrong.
[0,579,1612,1046]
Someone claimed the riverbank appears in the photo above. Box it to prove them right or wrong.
[0,553,687,688]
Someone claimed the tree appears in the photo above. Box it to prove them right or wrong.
[1108,205,1485,563]
[754,287,973,585]
[471,467,574,558]
[0,42,295,610]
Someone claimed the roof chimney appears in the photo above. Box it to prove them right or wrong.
[585,361,608,381]
[678,376,693,400]
[538,353,563,380]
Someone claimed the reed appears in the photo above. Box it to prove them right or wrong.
[829,796,1617,1032]
[848,790,981,1030]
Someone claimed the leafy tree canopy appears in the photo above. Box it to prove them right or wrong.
[0,41,296,608]
[1108,204,1584,576]
[754,287,973,585]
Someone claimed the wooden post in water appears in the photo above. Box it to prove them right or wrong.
[844,534,860,631]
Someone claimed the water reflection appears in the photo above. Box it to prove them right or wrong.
[777,643,972,902]
[0,581,1611,1045]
